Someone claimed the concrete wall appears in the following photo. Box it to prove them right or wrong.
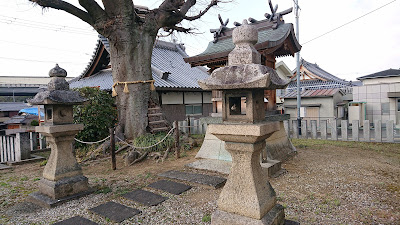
[353,83,399,126]
[362,77,400,86]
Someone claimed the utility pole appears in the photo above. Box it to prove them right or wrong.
[295,0,302,135]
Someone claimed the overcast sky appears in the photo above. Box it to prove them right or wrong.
[0,0,399,81]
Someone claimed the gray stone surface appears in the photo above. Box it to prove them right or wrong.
[341,120,348,141]
[352,120,359,141]
[123,189,168,206]
[386,120,394,142]
[89,201,141,223]
[148,180,192,195]
[186,159,281,178]
[311,120,317,139]
[331,120,338,140]
[211,204,285,225]
[195,132,231,161]
[375,120,382,142]
[15,132,31,161]
[159,170,226,189]
[301,121,308,139]
[0,163,11,170]
[52,216,98,225]
[38,175,89,200]
[364,120,370,142]
[292,120,298,138]
[28,189,92,208]
[320,120,327,140]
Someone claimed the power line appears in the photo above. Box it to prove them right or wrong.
[0,56,87,64]
[302,0,397,45]
[0,39,91,55]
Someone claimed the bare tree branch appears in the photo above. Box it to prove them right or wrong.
[30,0,94,25]
[182,0,219,21]
[78,0,107,23]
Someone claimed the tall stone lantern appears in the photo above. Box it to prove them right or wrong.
[28,64,89,208]
[199,21,289,225]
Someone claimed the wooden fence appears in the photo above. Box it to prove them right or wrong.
[176,118,207,135]
[284,120,400,143]
[0,131,46,163]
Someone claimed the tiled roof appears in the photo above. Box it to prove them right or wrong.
[299,59,349,84]
[198,23,292,57]
[0,102,31,112]
[286,80,349,91]
[357,68,400,80]
[284,88,343,98]
[70,38,209,90]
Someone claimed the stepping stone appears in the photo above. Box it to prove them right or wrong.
[0,163,11,170]
[159,170,226,189]
[52,216,98,225]
[285,220,300,225]
[148,180,191,195]
[89,201,141,223]
[123,189,168,206]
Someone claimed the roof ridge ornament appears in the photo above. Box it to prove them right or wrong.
[210,14,229,43]
[264,0,293,29]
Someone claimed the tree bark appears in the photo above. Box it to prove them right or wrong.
[107,27,157,140]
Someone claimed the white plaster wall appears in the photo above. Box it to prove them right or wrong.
[202,92,212,104]
[184,92,202,104]
[362,77,400,85]
[162,92,183,104]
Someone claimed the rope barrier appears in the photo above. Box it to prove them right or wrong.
[112,79,155,97]
[116,127,175,150]
[74,136,110,145]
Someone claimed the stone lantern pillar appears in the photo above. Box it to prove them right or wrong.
[28,64,90,208]
[199,21,288,225]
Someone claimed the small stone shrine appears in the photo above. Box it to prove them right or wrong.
[199,21,287,224]
[28,64,90,208]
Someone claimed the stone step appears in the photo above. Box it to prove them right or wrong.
[158,170,226,189]
[52,216,98,225]
[148,113,163,117]
[148,107,161,111]
[89,201,141,223]
[147,180,192,195]
[123,189,167,206]
[149,120,167,125]
[151,127,169,132]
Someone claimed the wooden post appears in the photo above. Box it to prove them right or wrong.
[110,127,116,170]
[174,121,180,158]
[187,116,191,136]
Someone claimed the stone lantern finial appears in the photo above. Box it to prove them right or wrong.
[228,20,261,66]
[49,64,67,77]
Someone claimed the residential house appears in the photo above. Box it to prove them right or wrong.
[70,36,212,123]
[283,59,355,124]
[352,69,400,127]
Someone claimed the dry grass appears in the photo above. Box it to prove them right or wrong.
[0,138,399,224]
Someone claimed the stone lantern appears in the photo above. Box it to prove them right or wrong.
[28,64,89,208]
[199,21,289,224]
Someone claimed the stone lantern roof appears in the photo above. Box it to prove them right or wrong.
[29,64,86,105]
[199,20,289,91]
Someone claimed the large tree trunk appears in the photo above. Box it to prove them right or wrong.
[107,28,156,140]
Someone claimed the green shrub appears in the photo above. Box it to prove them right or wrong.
[73,87,117,147]
[133,132,174,152]
[30,120,39,126]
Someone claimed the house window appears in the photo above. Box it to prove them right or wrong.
[382,102,390,114]
[185,104,202,115]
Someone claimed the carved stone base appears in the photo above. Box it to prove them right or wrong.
[212,204,285,225]
[38,175,89,200]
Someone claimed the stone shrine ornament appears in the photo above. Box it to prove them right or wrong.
[199,20,289,225]
[28,64,90,208]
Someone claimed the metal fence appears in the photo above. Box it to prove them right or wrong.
[284,119,400,143]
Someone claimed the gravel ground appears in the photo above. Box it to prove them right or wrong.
[1,139,399,224]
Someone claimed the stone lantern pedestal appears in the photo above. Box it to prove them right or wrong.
[199,20,289,225]
[28,64,90,208]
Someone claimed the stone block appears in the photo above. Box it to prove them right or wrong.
[89,202,141,223]
[320,120,327,140]
[352,120,359,141]
[38,175,89,200]
[311,120,317,139]
[386,120,394,142]
[363,120,370,142]
[341,120,348,141]
[331,120,338,140]
[15,132,31,161]
[211,204,285,225]
[159,170,226,189]
[374,120,382,142]
[301,121,308,139]
[53,216,98,225]
[195,132,231,161]
[292,120,298,139]
[148,180,192,195]
[123,189,167,206]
